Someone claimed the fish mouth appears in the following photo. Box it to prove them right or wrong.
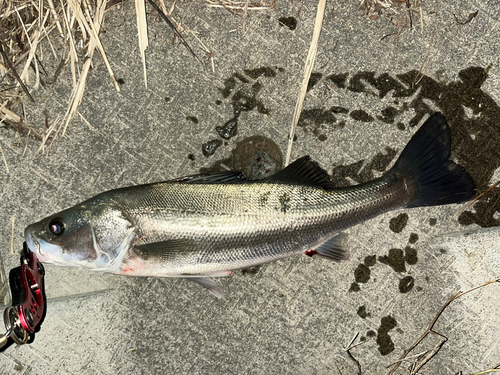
[25,228,40,255]
[24,227,60,264]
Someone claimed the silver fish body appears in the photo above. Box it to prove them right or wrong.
[24,113,475,296]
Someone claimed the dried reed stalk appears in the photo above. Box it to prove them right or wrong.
[285,0,326,166]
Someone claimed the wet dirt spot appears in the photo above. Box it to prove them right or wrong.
[349,282,361,292]
[307,73,322,92]
[216,118,238,140]
[378,248,406,273]
[349,255,377,292]
[376,316,397,355]
[241,265,262,275]
[326,73,348,88]
[389,213,408,233]
[186,116,199,124]
[377,106,399,124]
[364,255,377,267]
[409,233,419,244]
[211,67,277,148]
[231,136,283,179]
[200,136,283,181]
[243,67,277,80]
[350,109,374,122]
[278,16,297,30]
[331,106,349,114]
[354,264,371,283]
[357,305,371,319]
[399,275,415,293]
[298,107,347,142]
[404,246,418,265]
[202,139,222,157]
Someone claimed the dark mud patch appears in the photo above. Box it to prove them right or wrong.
[243,67,277,80]
[349,282,361,292]
[364,255,377,267]
[202,139,222,157]
[389,213,408,233]
[354,264,371,283]
[377,316,397,355]
[278,16,297,30]
[298,107,347,141]
[357,305,371,319]
[399,276,415,293]
[378,248,406,273]
[349,255,377,292]
[241,265,262,275]
[404,246,418,265]
[231,136,283,179]
[326,73,348,88]
[211,67,277,149]
[216,118,238,140]
[307,72,322,92]
[202,67,282,158]
[350,109,374,122]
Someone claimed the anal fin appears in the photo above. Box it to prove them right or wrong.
[305,233,349,262]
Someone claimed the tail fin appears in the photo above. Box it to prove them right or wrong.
[393,113,475,208]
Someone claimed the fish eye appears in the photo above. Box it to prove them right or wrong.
[48,219,65,235]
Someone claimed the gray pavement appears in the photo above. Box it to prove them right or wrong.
[1,0,500,374]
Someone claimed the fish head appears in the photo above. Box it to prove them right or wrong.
[25,201,136,271]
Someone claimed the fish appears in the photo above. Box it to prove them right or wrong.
[24,113,475,298]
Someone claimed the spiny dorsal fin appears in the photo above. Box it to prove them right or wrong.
[266,156,333,188]
[169,171,245,184]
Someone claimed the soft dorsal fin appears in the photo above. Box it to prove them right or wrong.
[266,156,333,188]
[168,171,245,184]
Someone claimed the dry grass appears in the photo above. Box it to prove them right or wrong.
[285,0,326,166]
[360,0,424,41]
[387,278,500,375]
[0,0,273,148]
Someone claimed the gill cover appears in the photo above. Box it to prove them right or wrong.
[90,203,137,271]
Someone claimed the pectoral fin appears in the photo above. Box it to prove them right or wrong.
[187,277,224,299]
[305,233,349,262]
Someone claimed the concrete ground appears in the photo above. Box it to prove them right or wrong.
[1,0,500,374]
